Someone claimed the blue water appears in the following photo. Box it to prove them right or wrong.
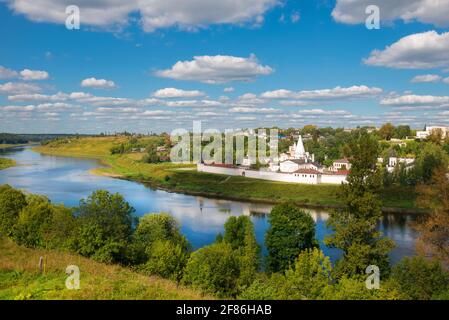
[0,147,418,263]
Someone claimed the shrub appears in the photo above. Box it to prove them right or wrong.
[284,248,332,299]
[73,190,135,263]
[142,240,190,283]
[266,202,318,272]
[130,213,189,265]
[0,185,27,236]
[390,256,449,300]
[183,242,240,297]
[12,195,53,247]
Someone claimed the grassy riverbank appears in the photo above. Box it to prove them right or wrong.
[0,236,210,300]
[0,144,28,149]
[34,137,419,211]
[0,158,16,170]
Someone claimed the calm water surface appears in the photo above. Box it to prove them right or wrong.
[0,147,418,263]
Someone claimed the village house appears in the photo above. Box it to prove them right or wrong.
[387,157,415,173]
[416,125,449,140]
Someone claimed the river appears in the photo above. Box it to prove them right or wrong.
[0,146,418,263]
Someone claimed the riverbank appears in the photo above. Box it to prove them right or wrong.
[34,137,420,213]
[0,158,16,170]
[0,143,29,149]
[0,236,210,300]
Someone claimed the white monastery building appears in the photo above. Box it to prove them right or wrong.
[197,135,350,185]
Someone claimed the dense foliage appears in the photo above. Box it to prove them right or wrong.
[266,202,317,273]
[325,131,395,278]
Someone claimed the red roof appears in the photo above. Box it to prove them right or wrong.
[333,158,350,163]
[325,170,350,175]
[294,169,321,175]
[205,163,236,168]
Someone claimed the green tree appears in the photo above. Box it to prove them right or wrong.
[238,273,290,300]
[413,143,448,184]
[0,185,27,236]
[142,143,160,163]
[130,213,189,264]
[325,131,395,279]
[43,204,77,250]
[284,248,332,299]
[415,166,449,266]
[12,195,53,248]
[266,202,318,273]
[222,216,261,289]
[379,123,395,141]
[143,239,190,283]
[394,125,411,139]
[131,213,191,280]
[182,242,240,297]
[74,190,135,263]
[321,276,403,300]
[390,256,449,300]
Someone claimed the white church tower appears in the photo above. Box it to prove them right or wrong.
[294,135,306,159]
[288,135,314,163]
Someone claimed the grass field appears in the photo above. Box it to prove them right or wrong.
[0,236,210,300]
[0,158,16,170]
[34,137,419,211]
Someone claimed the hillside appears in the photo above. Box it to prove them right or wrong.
[34,136,419,211]
[0,236,211,300]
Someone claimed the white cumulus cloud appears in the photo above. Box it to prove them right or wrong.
[411,74,442,83]
[152,88,205,98]
[0,66,19,79]
[155,54,273,84]
[20,69,49,80]
[261,85,382,100]
[364,31,449,69]
[0,82,42,95]
[81,77,117,89]
[381,94,449,106]
[332,0,449,27]
[5,0,278,32]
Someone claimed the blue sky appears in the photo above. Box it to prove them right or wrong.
[1,0,449,133]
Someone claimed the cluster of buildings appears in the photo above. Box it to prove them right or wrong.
[198,135,351,185]
[416,125,449,140]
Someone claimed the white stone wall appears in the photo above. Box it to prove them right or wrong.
[197,163,347,185]
[321,174,347,184]
[245,170,319,184]
[197,164,243,176]
[279,161,299,173]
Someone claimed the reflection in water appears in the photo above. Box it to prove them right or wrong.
[0,147,418,263]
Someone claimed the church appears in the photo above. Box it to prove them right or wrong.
[269,135,323,173]
[197,134,350,185]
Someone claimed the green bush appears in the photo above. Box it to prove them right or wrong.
[73,190,135,263]
[221,216,261,289]
[143,240,190,283]
[266,202,318,272]
[238,273,290,300]
[284,248,332,299]
[390,256,449,300]
[12,195,53,248]
[130,213,190,265]
[183,242,240,297]
[0,185,27,236]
